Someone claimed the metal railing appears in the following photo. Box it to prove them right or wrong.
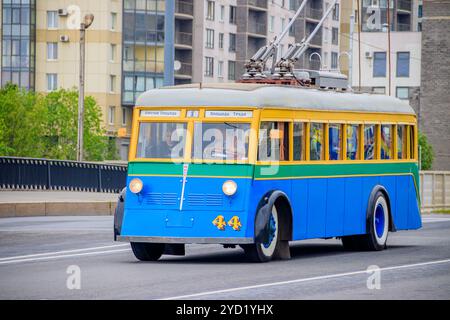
[175,31,193,46]
[397,22,411,31]
[175,62,193,76]
[0,157,127,193]
[305,7,322,20]
[248,0,268,9]
[420,171,450,213]
[248,22,267,35]
[175,1,193,16]
[398,0,412,11]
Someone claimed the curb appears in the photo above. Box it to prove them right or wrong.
[0,201,117,218]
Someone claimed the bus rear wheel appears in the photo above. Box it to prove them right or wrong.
[342,191,389,251]
[130,242,165,261]
[244,205,280,262]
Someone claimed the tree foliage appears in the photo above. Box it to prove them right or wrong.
[419,132,434,170]
[0,84,117,161]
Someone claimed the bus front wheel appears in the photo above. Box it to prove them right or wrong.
[342,191,389,251]
[130,242,165,261]
[244,205,280,262]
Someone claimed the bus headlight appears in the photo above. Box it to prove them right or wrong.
[222,180,237,196]
[129,178,143,194]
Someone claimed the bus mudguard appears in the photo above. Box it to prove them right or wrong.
[254,190,292,243]
[366,185,397,233]
[114,187,127,241]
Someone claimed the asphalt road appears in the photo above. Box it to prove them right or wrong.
[0,215,449,300]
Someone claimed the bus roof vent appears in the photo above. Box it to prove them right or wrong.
[297,70,349,91]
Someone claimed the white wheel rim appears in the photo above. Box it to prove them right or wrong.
[373,197,389,245]
[260,206,278,257]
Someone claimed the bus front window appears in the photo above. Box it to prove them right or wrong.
[192,122,251,161]
[136,122,187,159]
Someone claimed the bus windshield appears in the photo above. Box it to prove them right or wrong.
[136,122,187,159]
[192,122,251,161]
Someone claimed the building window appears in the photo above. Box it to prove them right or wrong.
[332,27,339,45]
[110,12,117,31]
[218,61,224,77]
[220,5,225,21]
[373,52,386,77]
[289,18,295,36]
[122,107,127,126]
[396,52,410,77]
[206,29,214,48]
[109,106,115,125]
[418,5,423,18]
[219,33,224,49]
[281,18,285,31]
[110,44,116,61]
[229,5,236,24]
[206,1,215,20]
[331,52,338,69]
[396,87,410,100]
[204,57,214,77]
[110,75,116,92]
[47,74,57,91]
[333,3,339,21]
[47,11,58,29]
[47,42,58,60]
[229,33,236,52]
[228,61,236,80]
[269,16,275,32]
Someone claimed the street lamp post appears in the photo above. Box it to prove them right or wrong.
[77,13,94,162]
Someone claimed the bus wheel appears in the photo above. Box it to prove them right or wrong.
[244,205,280,262]
[130,242,165,261]
[342,191,389,251]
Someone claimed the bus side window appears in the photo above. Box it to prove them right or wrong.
[346,124,360,160]
[397,125,407,159]
[310,123,324,161]
[409,125,415,159]
[293,122,305,160]
[328,124,342,160]
[364,124,376,160]
[258,121,289,161]
[381,124,393,160]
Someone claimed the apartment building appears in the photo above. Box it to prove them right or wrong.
[339,0,421,101]
[190,0,339,83]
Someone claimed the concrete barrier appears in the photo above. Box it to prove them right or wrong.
[0,201,117,218]
[420,171,450,213]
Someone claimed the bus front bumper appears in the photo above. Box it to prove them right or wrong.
[116,235,254,244]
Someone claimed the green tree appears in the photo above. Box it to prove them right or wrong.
[41,88,117,161]
[0,83,44,157]
[419,132,434,170]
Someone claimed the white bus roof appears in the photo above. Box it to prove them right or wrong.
[136,83,416,115]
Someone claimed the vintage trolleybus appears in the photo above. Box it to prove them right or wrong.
[114,83,421,262]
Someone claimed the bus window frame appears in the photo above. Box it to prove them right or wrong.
[258,119,292,162]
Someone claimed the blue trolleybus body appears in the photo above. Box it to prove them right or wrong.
[115,84,421,262]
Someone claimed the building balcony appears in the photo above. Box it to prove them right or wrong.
[175,32,193,48]
[175,1,193,18]
[397,22,411,31]
[248,22,267,37]
[175,62,193,78]
[305,7,322,21]
[306,34,322,47]
[397,0,412,12]
[248,0,268,10]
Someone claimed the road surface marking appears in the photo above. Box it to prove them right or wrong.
[0,244,129,262]
[0,248,130,265]
[422,218,450,223]
[160,258,450,300]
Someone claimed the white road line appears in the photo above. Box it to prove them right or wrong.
[0,244,129,262]
[422,218,450,223]
[0,248,130,265]
[160,258,450,300]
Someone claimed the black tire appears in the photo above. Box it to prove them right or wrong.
[244,205,281,262]
[342,191,389,251]
[130,242,165,261]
